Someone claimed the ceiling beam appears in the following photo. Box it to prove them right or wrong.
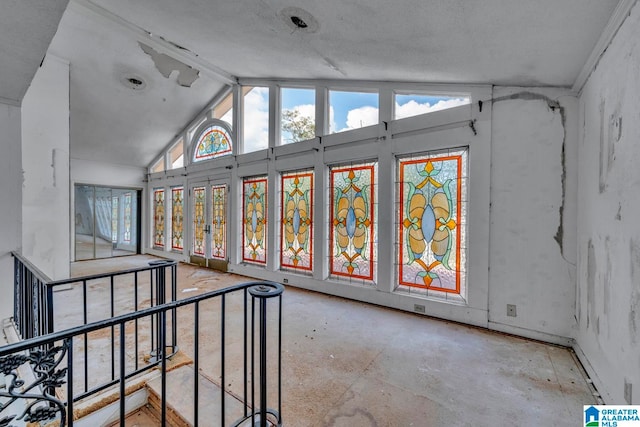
[573,0,638,93]
[69,0,237,85]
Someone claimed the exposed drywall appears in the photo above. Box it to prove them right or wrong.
[0,104,22,319]
[489,87,578,341]
[21,54,70,280]
[139,42,199,87]
[576,2,640,404]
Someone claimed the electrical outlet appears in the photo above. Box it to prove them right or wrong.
[507,304,517,317]
[414,304,425,314]
[625,379,633,404]
[283,278,288,284]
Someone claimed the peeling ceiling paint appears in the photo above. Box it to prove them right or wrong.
[139,42,200,87]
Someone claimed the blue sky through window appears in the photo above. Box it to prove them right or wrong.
[241,86,471,152]
[395,93,470,120]
[329,90,379,133]
[282,88,315,109]
[281,88,315,144]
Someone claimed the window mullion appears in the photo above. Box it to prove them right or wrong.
[313,154,327,281]
[377,133,394,293]
[233,85,243,155]
[315,86,327,137]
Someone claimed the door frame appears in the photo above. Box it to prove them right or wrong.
[188,177,230,271]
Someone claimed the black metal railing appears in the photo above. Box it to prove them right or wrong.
[1,280,284,427]
[12,252,177,394]
[12,252,177,335]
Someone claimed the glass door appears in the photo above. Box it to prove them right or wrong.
[74,184,140,260]
[190,182,228,271]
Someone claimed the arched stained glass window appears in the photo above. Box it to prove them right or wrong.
[192,120,233,162]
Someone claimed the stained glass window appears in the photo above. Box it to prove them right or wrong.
[193,123,233,162]
[330,163,377,281]
[192,186,206,256]
[123,192,132,243]
[211,185,227,260]
[111,196,118,243]
[243,177,267,264]
[153,189,165,248]
[398,149,467,294]
[171,187,184,251]
[280,171,313,271]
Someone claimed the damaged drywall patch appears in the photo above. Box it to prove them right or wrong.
[599,98,624,193]
[604,238,612,339]
[554,131,566,255]
[493,92,567,256]
[139,42,199,87]
[492,91,561,108]
[631,287,639,345]
[631,239,640,344]
[631,238,640,279]
[51,149,56,187]
[587,239,596,331]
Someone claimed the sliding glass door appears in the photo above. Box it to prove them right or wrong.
[74,184,141,260]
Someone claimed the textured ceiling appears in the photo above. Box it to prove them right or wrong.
[90,0,619,86]
[0,0,69,104]
[5,0,621,167]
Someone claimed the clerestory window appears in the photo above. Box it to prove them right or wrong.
[191,120,233,162]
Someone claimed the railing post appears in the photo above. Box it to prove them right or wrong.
[248,282,284,427]
[148,260,171,361]
[46,284,55,335]
[31,274,38,340]
[13,256,21,335]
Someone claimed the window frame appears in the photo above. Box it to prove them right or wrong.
[190,119,234,163]
[279,168,315,273]
[279,86,317,146]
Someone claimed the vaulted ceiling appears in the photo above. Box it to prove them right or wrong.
[0,0,69,105]
[2,0,622,168]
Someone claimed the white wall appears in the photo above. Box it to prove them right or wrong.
[21,54,70,280]
[489,87,578,344]
[575,2,640,404]
[0,104,22,319]
[70,159,146,187]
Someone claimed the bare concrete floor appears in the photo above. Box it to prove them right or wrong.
[62,255,596,426]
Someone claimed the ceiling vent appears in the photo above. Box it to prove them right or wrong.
[119,73,147,91]
[279,7,319,33]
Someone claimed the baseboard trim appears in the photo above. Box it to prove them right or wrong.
[488,320,573,347]
[572,342,612,404]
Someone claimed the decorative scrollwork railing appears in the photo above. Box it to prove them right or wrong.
[0,344,68,426]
